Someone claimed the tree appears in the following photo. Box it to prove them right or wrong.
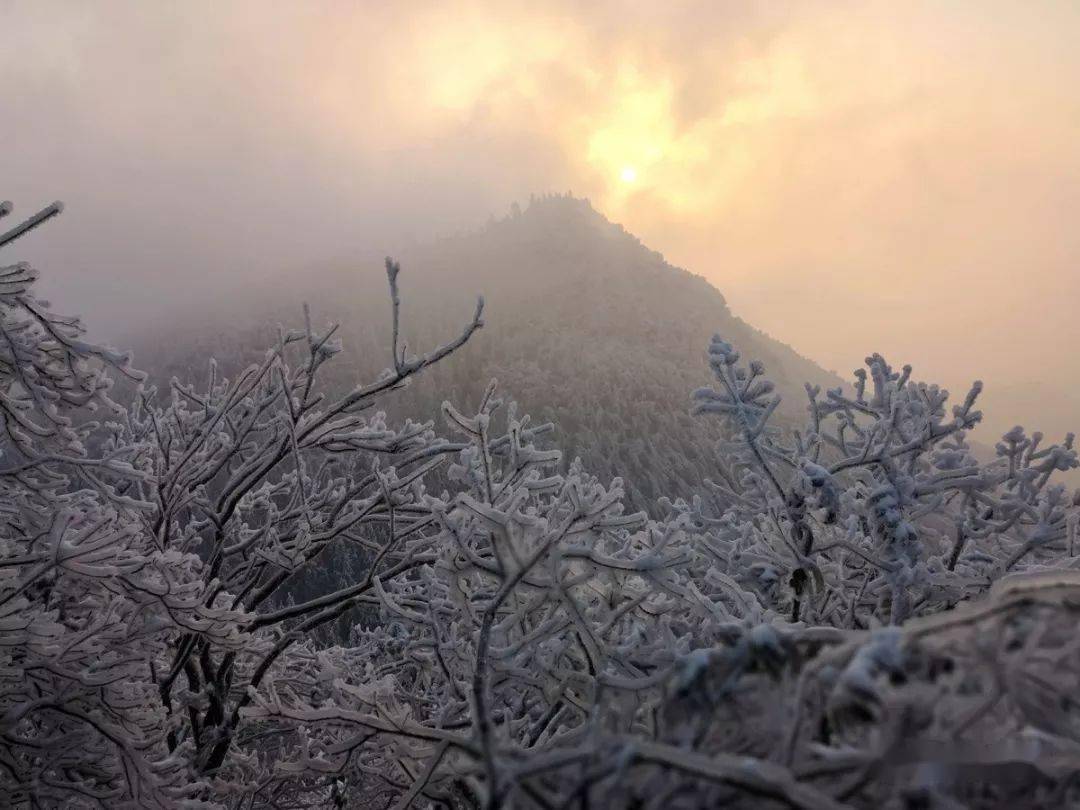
[305,337,1080,808]
[688,336,1079,627]
[1,199,486,807]
[4,196,1080,809]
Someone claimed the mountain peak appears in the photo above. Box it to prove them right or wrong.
[131,196,842,511]
[482,192,646,254]
[513,192,604,224]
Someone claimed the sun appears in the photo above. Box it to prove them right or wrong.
[619,165,638,184]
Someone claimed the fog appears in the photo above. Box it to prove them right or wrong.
[3,0,1079,440]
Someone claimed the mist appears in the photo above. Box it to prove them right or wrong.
[3,0,1079,441]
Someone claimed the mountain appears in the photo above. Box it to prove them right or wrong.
[129,194,845,512]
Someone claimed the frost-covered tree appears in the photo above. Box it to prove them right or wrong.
[0,200,486,807]
[0,199,192,807]
[302,338,1080,809]
[686,337,1079,627]
[125,259,483,794]
[247,382,833,809]
[5,195,1080,809]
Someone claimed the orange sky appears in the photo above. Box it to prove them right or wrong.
[3,0,1079,436]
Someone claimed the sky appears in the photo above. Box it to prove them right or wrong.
[2,0,1079,437]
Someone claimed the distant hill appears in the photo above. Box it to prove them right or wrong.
[129,194,846,511]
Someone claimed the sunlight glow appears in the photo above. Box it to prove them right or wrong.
[619,165,638,183]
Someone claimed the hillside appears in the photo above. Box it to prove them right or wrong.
[130,194,846,511]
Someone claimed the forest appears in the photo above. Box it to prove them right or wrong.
[4,194,1080,810]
